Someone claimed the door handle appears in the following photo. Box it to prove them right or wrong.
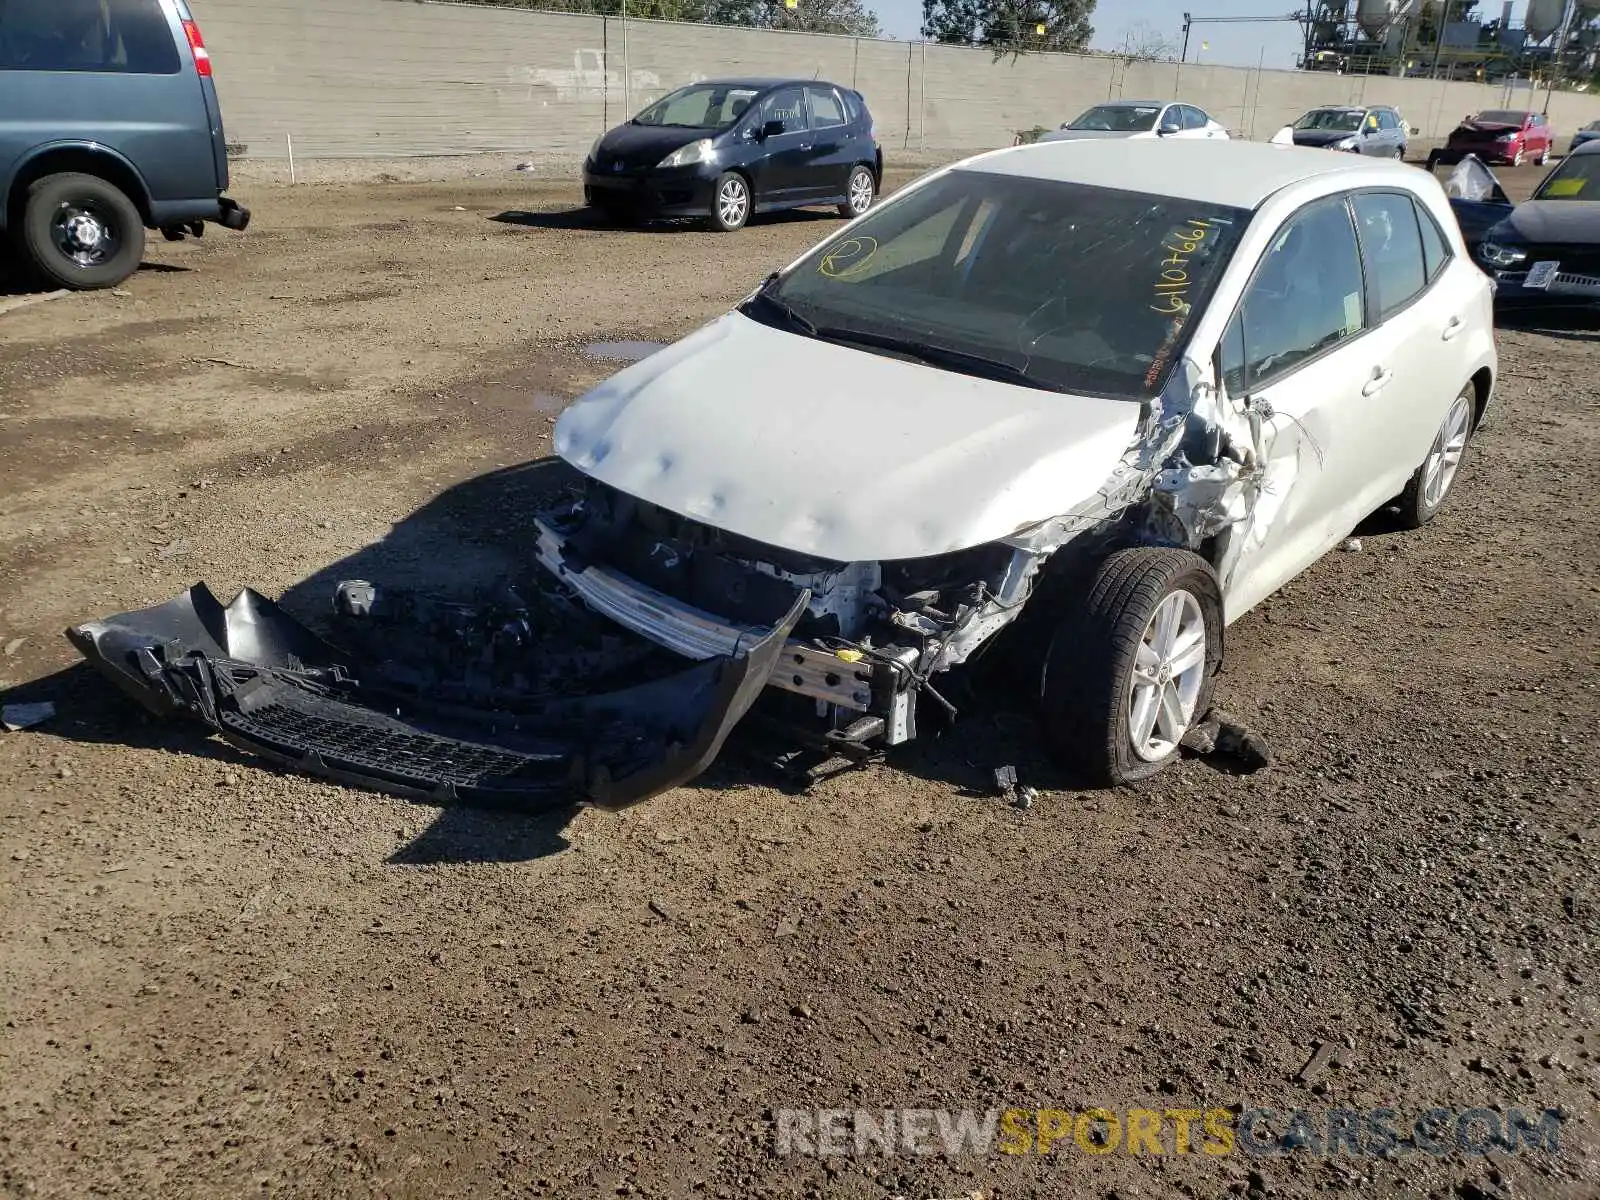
[799,143,812,151]
[1441,316,1464,341]
[1361,366,1393,396]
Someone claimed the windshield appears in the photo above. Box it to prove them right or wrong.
[1533,154,1599,201]
[1067,104,1162,132]
[1295,109,1363,132]
[745,170,1248,401]
[1473,110,1526,126]
[633,83,761,129]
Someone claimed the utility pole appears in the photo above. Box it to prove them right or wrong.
[1542,0,1574,114]
[1181,12,1192,62]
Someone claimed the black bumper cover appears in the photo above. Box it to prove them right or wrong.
[67,583,803,812]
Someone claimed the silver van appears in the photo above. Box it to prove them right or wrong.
[0,0,249,290]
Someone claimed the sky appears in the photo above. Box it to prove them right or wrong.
[868,0,1533,71]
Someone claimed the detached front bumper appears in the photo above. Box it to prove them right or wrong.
[68,582,803,811]
[582,162,721,217]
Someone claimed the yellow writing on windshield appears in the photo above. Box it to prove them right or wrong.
[819,236,880,279]
[1151,218,1218,316]
[1543,178,1587,198]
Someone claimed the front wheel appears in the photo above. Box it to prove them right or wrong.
[19,172,145,290]
[1396,385,1474,529]
[838,165,875,219]
[1510,145,1525,167]
[1537,143,1550,166]
[1040,548,1223,786]
[708,172,750,232]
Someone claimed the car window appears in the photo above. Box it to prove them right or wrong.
[1182,106,1208,130]
[1413,198,1451,282]
[1378,110,1398,130]
[635,83,760,128]
[1295,109,1363,132]
[1067,104,1162,132]
[1533,153,1599,201]
[1476,110,1527,125]
[0,0,179,74]
[1353,193,1427,320]
[1219,197,1366,394]
[754,170,1249,401]
[808,87,847,130]
[760,87,808,134]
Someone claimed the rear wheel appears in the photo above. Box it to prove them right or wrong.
[19,172,144,290]
[1537,143,1550,166]
[1397,384,1474,529]
[1040,548,1223,785]
[838,165,875,219]
[1511,144,1525,167]
[708,172,750,232]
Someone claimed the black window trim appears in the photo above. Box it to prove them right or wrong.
[1215,191,1373,397]
[1409,192,1455,285]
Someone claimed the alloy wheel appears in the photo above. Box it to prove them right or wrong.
[1127,589,1207,763]
[1421,394,1472,510]
[716,178,748,229]
[848,170,873,215]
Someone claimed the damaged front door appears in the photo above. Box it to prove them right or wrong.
[1213,195,1379,620]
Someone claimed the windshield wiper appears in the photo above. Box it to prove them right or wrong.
[811,327,1060,391]
[745,278,818,336]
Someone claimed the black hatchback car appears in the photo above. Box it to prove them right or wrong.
[583,78,882,232]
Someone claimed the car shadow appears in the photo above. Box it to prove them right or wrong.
[491,207,842,234]
[0,260,191,297]
[1497,310,1600,342]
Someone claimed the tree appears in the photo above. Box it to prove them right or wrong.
[463,0,876,34]
[920,0,1095,56]
[759,0,881,38]
[1112,19,1176,62]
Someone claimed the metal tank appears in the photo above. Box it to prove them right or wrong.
[1355,0,1397,38]
[1524,0,1568,41]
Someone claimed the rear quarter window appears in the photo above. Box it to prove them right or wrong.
[0,0,180,75]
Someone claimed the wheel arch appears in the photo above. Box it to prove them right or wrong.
[1469,365,1494,430]
[3,143,154,234]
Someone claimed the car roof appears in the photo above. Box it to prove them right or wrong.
[1573,139,1600,156]
[965,138,1409,209]
[1093,99,1170,107]
[689,77,842,91]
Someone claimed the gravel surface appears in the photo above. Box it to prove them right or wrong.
[0,162,1596,1200]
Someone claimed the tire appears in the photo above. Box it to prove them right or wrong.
[1537,143,1550,166]
[19,172,144,290]
[708,171,750,232]
[1396,384,1474,529]
[838,165,875,219]
[1039,548,1223,786]
[1510,145,1524,167]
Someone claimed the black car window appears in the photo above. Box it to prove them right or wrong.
[808,86,847,130]
[753,170,1248,401]
[1220,197,1366,393]
[1413,198,1450,281]
[1354,192,1427,320]
[1533,153,1599,201]
[0,0,179,74]
[760,87,808,135]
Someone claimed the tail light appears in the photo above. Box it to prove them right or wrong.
[182,18,213,77]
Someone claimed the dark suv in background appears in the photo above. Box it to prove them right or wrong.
[0,0,249,290]
[584,78,882,232]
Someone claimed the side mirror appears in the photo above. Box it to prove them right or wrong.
[760,119,786,140]
[1157,119,1182,137]
[1410,125,1420,135]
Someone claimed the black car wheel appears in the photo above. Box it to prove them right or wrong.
[20,172,145,290]
[709,172,750,232]
[838,165,875,219]
[1039,548,1223,786]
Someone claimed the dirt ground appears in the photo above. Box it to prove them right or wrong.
[1,160,1597,1200]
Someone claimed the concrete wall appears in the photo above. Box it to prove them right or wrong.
[190,0,1600,160]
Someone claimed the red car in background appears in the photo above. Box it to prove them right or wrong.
[1432,109,1554,167]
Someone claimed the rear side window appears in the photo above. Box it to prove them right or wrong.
[0,0,180,75]
[1353,192,1427,320]
[1219,197,1367,393]
[808,87,846,130]
[1182,105,1208,130]
[760,87,808,135]
[1414,198,1451,282]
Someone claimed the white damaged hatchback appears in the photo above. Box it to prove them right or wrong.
[70,140,1499,808]
[547,139,1496,785]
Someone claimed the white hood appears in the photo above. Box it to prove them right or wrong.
[553,313,1143,563]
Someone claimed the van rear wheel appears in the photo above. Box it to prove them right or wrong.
[19,173,145,291]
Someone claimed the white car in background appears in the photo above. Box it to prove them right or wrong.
[1039,99,1230,143]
